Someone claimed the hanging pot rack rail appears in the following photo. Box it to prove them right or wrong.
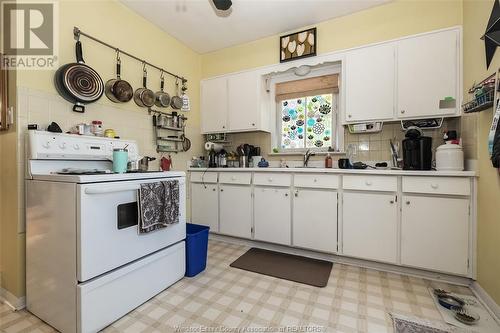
[73,27,186,84]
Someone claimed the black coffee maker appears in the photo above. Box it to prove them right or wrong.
[402,126,432,170]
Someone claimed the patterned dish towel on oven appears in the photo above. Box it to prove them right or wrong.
[138,180,180,234]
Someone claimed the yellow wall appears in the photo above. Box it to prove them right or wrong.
[1,0,202,298]
[202,0,463,78]
[0,27,21,297]
[463,0,500,304]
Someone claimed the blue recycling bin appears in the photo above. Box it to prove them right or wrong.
[185,223,210,277]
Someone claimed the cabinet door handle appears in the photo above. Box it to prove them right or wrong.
[390,200,394,204]
[401,110,406,114]
[406,201,410,205]
[212,188,216,191]
[348,114,352,118]
[313,178,317,182]
[251,123,255,126]
[294,191,298,197]
[231,176,236,180]
[365,180,372,186]
[268,178,273,182]
[431,183,439,189]
[285,193,288,197]
[220,189,224,192]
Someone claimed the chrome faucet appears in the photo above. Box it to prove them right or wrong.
[303,149,316,167]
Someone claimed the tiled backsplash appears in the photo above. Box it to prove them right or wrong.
[344,118,462,162]
[225,117,470,164]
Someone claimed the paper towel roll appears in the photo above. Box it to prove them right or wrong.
[204,142,223,152]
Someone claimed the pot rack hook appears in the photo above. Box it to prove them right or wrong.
[73,27,81,41]
[160,69,164,80]
[116,49,121,63]
[142,61,147,74]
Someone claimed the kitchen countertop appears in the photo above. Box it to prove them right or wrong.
[188,167,477,177]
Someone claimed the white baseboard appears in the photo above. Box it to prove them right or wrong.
[471,281,500,324]
[0,286,26,311]
[210,234,473,287]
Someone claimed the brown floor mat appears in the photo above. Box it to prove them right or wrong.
[229,247,333,287]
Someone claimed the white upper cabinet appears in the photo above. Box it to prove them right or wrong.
[342,28,460,124]
[201,71,270,134]
[201,77,228,133]
[228,71,261,132]
[397,29,459,119]
[345,43,396,123]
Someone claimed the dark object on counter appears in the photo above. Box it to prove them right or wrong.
[444,130,458,141]
[139,156,156,172]
[375,162,388,168]
[352,162,368,169]
[208,148,217,168]
[54,41,104,113]
[134,66,155,108]
[257,158,269,168]
[437,295,465,310]
[325,153,333,168]
[402,126,432,170]
[28,124,38,130]
[105,54,133,103]
[47,122,62,133]
[338,158,352,169]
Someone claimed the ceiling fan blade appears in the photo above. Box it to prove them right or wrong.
[213,0,232,11]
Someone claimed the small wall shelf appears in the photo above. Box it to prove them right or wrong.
[151,111,188,153]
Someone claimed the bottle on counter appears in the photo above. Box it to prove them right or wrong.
[325,153,333,168]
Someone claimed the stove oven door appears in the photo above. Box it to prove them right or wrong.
[77,177,186,282]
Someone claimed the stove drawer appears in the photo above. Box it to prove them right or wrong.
[78,242,185,333]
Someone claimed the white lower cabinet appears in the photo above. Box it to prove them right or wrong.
[191,183,219,232]
[293,189,337,253]
[342,192,398,263]
[401,195,469,275]
[219,185,252,239]
[253,187,291,245]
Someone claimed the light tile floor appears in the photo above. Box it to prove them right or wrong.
[0,240,472,333]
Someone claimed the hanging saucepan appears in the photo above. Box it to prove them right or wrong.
[134,63,155,108]
[105,50,133,103]
[155,71,170,108]
[54,40,104,113]
[170,78,183,110]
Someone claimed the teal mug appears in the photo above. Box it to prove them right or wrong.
[112,148,128,173]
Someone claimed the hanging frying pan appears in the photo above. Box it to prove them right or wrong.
[105,50,133,103]
[54,40,104,113]
[170,78,183,110]
[134,64,155,108]
[155,71,171,108]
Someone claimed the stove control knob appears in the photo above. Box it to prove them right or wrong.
[42,141,51,149]
[73,144,80,150]
[59,142,66,149]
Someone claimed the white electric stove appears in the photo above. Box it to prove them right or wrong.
[26,131,186,333]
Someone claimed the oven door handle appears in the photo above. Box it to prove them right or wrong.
[84,184,141,195]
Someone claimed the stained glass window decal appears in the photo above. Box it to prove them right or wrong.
[280,93,333,150]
